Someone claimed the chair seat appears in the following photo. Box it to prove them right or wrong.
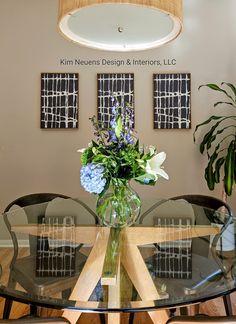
[144,252,222,297]
[12,251,87,296]
[2,193,100,319]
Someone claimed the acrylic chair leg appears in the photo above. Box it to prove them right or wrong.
[178,304,200,316]
[3,273,17,318]
[169,308,177,317]
[179,307,188,315]
[129,312,135,324]
[99,313,106,324]
[128,278,138,324]
[3,299,13,319]
[223,294,233,316]
[30,305,38,315]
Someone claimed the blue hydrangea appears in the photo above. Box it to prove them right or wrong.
[143,178,150,184]
[80,163,106,194]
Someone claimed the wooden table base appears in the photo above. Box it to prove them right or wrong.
[12,224,220,324]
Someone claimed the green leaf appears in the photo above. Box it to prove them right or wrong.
[196,82,236,196]
[204,150,219,190]
[198,83,234,102]
[214,157,225,183]
[214,101,236,108]
[199,119,227,154]
[198,84,223,91]
[92,140,99,147]
[96,198,109,218]
[134,173,156,185]
[135,139,140,150]
[206,126,232,151]
[234,151,236,185]
[114,117,122,139]
[224,141,235,196]
[92,147,98,155]
[221,82,236,102]
[193,115,225,142]
[92,154,106,163]
[81,148,94,164]
[110,159,117,168]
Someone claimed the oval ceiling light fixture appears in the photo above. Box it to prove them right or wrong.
[58,0,183,51]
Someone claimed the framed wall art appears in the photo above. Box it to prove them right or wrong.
[97,73,134,128]
[153,73,191,129]
[41,73,79,129]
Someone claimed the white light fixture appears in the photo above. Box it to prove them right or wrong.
[58,0,183,51]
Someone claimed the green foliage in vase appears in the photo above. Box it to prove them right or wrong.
[78,96,169,195]
[194,82,236,196]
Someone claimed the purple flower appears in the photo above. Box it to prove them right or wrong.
[108,130,117,142]
[110,118,117,129]
[125,132,134,144]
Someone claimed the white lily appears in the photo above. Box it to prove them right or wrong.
[77,148,86,153]
[145,152,169,180]
[148,145,156,155]
[77,142,92,153]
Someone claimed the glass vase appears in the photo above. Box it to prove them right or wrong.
[96,179,141,228]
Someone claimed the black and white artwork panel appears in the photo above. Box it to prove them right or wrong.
[41,73,79,129]
[97,73,134,128]
[36,215,76,277]
[153,73,191,129]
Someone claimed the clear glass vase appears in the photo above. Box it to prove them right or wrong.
[96,179,141,228]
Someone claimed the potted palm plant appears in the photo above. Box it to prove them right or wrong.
[194,82,236,197]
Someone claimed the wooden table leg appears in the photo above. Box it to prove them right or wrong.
[63,227,110,324]
[122,243,169,324]
[108,313,120,324]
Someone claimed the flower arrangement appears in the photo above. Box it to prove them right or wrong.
[78,97,169,194]
[78,97,168,227]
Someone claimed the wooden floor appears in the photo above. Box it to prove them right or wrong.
[0,248,235,323]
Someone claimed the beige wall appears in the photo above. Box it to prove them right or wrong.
[0,0,236,215]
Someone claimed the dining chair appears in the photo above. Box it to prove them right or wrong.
[2,193,99,319]
[129,195,234,323]
[170,194,234,316]
[0,316,71,323]
[166,315,236,324]
[128,198,197,324]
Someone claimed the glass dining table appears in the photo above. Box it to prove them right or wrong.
[0,196,235,324]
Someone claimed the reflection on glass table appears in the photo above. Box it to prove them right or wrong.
[138,194,235,318]
[0,196,235,324]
